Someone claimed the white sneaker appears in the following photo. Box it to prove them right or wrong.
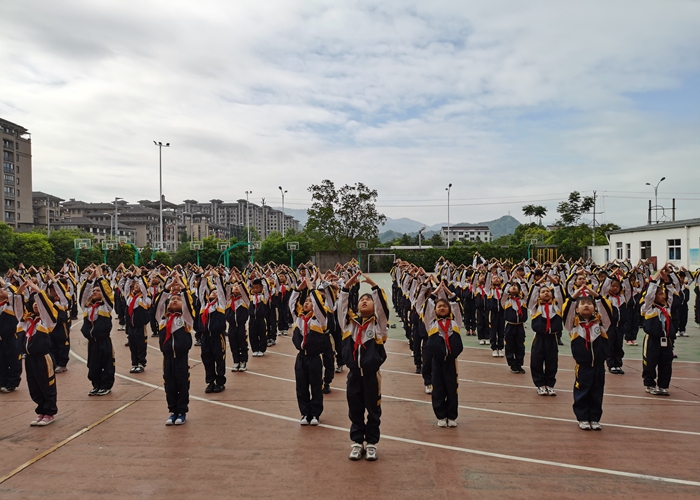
[537,386,548,396]
[590,421,602,431]
[349,443,363,460]
[30,414,45,426]
[258,351,265,357]
[546,387,557,396]
[310,416,320,426]
[334,365,343,373]
[578,421,591,430]
[165,414,176,426]
[437,418,448,427]
[239,362,247,372]
[479,340,486,345]
[447,419,457,427]
[300,416,309,426]
[365,444,378,461]
[425,385,432,394]
[492,350,498,357]
[231,363,240,372]
[55,366,68,373]
[498,350,504,357]
[37,415,55,426]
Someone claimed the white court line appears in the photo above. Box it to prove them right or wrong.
[385,332,700,364]
[272,335,700,404]
[68,348,700,488]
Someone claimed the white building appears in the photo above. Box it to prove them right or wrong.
[441,225,492,244]
[604,218,700,271]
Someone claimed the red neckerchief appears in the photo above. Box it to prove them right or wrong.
[580,320,595,350]
[26,317,40,340]
[658,306,671,337]
[544,302,551,333]
[301,312,312,348]
[495,288,501,301]
[580,287,590,297]
[200,300,216,328]
[254,294,259,307]
[89,302,100,322]
[513,297,522,320]
[352,319,372,361]
[280,285,286,297]
[164,313,181,344]
[438,318,452,354]
[610,294,621,309]
[128,294,139,318]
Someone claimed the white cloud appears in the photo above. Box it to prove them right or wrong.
[1,0,698,228]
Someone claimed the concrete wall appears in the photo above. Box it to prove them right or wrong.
[607,225,700,271]
[313,251,354,272]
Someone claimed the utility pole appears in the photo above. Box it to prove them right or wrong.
[591,190,596,246]
[261,198,266,240]
[153,141,170,250]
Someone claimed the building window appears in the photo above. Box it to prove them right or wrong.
[616,242,623,259]
[626,243,631,259]
[604,249,610,261]
[668,239,682,260]
[640,241,652,259]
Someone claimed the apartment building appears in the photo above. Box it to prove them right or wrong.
[32,191,64,232]
[441,225,493,244]
[1,118,33,231]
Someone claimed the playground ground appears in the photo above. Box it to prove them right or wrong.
[1,273,699,499]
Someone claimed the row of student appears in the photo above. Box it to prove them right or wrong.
[391,256,696,429]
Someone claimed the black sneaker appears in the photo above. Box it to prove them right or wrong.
[510,367,520,374]
[194,339,202,347]
[322,383,331,394]
[151,332,159,337]
[0,386,16,393]
[517,367,526,374]
[414,365,422,374]
[212,384,224,393]
[88,387,99,396]
[205,383,215,394]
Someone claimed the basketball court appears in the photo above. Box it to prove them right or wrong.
[1,274,699,499]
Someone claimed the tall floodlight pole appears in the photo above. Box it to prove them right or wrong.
[245,190,252,251]
[114,197,122,240]
[279,186,288,236]
[153,141,170,250]
[261,198,266,240]
[645,177,665,224]
[46,196,51,236]
[446,183,452,248]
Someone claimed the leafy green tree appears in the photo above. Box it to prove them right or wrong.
[306,180,386,253]
[13,232,55,268]
[556,192,594,226]
[0,223,16,272]
[427,233,444,246]
[258,229,313,267]
[522,205,548,226]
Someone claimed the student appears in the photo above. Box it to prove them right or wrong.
[248,273,270,357]
[502,280,528,373]
[600,270,632,375]
[676,269,690,337]
[16,281,59,426]
[0,275,21,393]
[563,287,612,430]
[124,269,151,373]
[641,263,677,396]
[423,280,464,427]
[527,274,564,395]
[42,270,71,374]
[155,272,195,425]
[485,265,505,358]
[290,277,328,425]
[80,265,116,396]
[226,270,250,372]
[338,271,388,461]
[198,269,227,393]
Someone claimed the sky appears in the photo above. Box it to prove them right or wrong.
[1,0,699,229]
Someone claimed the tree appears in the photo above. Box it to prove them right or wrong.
[306,180,386,253]
[427,233,445,246]
[258,229,313,267]
[13,232,55,268]
[0,223,16,272]
[522,204,548,225]
[556,192,594,226]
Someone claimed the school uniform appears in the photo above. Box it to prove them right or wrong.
[226,282,250,367]
[47,280,71,370]
[248,278,270,355]
[600,276,632,372]
[80,278,116,393]
[641,279,676,390]
[485,273,505,353]
[472,276,489,343]
[527,283,564,390]
[317,281,338,387]
[290,289,328,420]
[501,288,528,371]
[156,290,195,418]
[124,276,152,370]
[563,297,612,423]
[0,287,22,391]
[338,285,389,447]
[198,276,227,390]
[18,291,58,418]
[423,293,464,422]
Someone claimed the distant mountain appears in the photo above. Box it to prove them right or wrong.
[480,215,521,238]
[379,215,521,242]
[381,217,427,233]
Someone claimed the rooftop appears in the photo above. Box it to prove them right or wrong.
[607,218,700,235]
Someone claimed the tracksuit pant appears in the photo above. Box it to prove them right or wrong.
[249,317,267,354]
[490,311,505,350]
[322,336,335,385]
[504,322,525,368]
[463,301,475,332]
[295,352,323,418]
[49,322,70,368]
[87,336,115,391]
[26,353,57,416]
[642,335,673,389]
[347,369,381,445]
[530,333,558,388]
[126,323,148,367]
[573,363,605,422]
[0,333,22,389]
[163,354,190,415]
[431,356,458,420]
[476,308,489,341]
[267,296,278,343]
[201,331,227,387]
[606,324,625,370]
[228,316,249,364]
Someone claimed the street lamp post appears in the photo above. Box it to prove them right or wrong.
[278,186,288,236]
[445,183,452,248]
[646,177,666,224]
[245,190,252,251]
[418,225,426,249]
[114,197,122,241]
[153,141,170,250]
[261,198,266,240]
